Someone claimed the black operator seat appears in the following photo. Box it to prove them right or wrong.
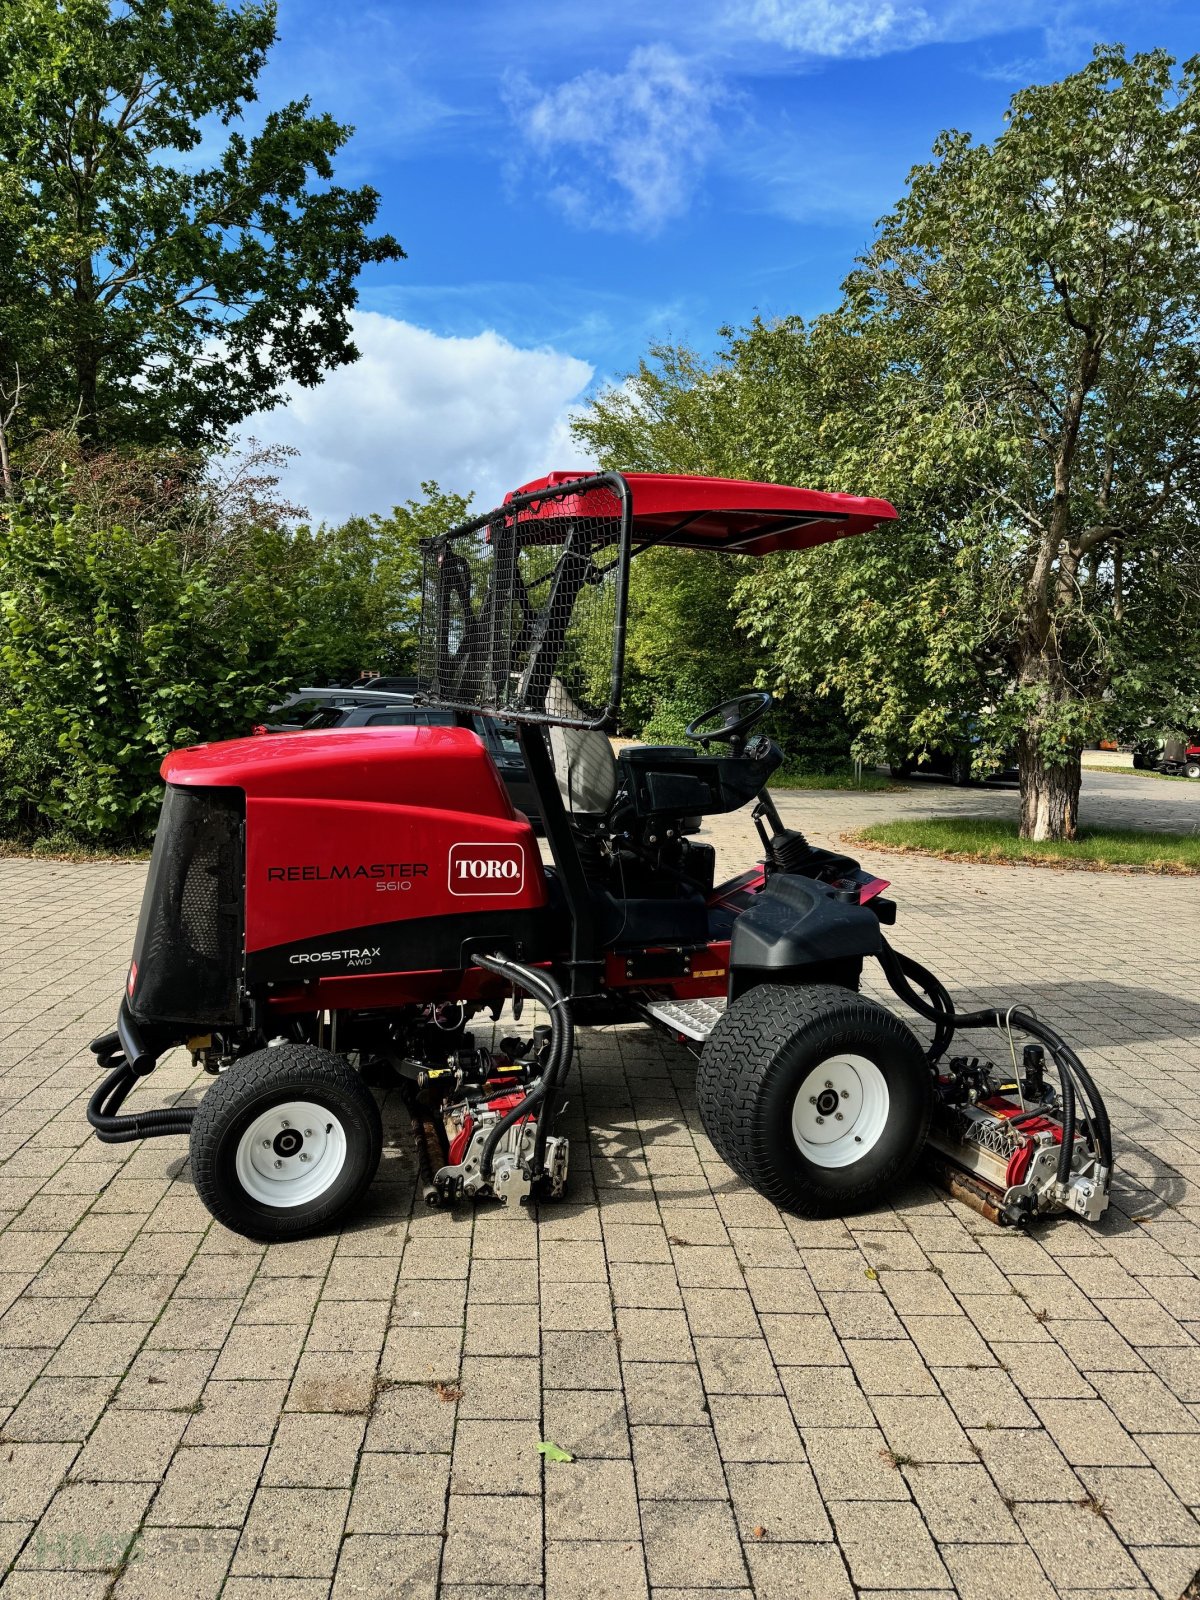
[539,685,781,951]
[545,720,712,950]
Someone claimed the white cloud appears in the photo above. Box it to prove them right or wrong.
[242,312,596,526]
[734,0,1044,58]
[506,44,723,233]
[738,0,936,56]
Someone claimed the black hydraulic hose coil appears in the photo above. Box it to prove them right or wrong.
[472,953,570,1182]
[882,947,956,1065]
[875,937,1108,1188]
[87,1059,197,1143]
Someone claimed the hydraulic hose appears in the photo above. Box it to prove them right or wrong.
[1048,1035,1111,1170]
[472,953,571,1183]
[875,937,1110,1188]
[529,969,573,1176]
[884,948,956,1065]
[87,1059,197,1144]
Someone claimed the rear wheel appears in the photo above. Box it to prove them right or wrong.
[949,752,973,786]
[190,1044,383,1241]
[696,983,932,1217]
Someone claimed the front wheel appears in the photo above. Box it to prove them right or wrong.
[696,984,932,1217]
[1184,761,1200,781]
[189,1044,383,1241]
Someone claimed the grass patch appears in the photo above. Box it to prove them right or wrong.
[770,768,903,793]
[0,831,151,863]
[850,816,1200,874]
[1081,762,1198,784]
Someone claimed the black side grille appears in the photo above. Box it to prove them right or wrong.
[129,785,244,1027]
[180,845,223,961]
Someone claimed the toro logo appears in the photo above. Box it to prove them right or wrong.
[448,842,525,897]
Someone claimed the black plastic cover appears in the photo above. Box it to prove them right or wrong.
[730,873,883,972]
[617,743,782,820]
[129,785,244,1027]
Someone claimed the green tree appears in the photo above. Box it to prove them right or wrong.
[835,43,1200,837]
[0,0,401,452]
[294,484,472,682]
[577,47,1200,839]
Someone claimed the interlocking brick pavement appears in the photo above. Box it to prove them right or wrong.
[1,770,1199,1598]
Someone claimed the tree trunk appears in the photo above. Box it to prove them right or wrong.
[73,245,101,446]
[75,347,100,446]
[1018,731,1081,841]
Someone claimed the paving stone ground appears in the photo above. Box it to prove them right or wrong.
[1,769,1199,1599]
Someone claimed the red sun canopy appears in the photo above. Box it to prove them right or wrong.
[511,470,896,555]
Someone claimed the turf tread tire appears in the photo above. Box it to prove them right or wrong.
[190,1044,383,1242]
[696,983,931,1217]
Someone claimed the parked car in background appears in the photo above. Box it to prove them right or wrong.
[255,688,384,733]
[357,675,419,694]
[1133,734,1200,779]
[255,689,541,820]
[889,741,1018,785]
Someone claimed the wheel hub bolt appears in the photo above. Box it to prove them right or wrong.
[824,1081,832,1089]
[809,1096,817,1105]
[274,1159,282,1168]
[841,1090,849,1098]
[262,1139,271,1148]
[835,1113,843,1121]
[816,1116,825,1125]
[280,1120,290,1129]
[304,1129,314,1137]
[299,1153,310,1163]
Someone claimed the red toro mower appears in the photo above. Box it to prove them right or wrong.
[88,473,1112,1239]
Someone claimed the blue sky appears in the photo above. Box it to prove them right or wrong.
[244,0,1199,523]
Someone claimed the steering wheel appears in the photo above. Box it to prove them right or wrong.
[684,691,773,756]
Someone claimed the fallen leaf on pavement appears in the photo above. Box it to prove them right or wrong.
[538,1440,574,1463]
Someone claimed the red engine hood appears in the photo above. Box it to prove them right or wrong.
[161,725,514,813]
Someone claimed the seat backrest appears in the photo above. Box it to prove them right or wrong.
[545,678,618,817]
[548,724,618,816]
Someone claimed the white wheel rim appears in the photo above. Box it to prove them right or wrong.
[791,1053,890,1169]
[235,1099,347,1208]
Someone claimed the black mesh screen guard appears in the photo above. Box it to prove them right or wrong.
[129,785,243,1027]
[417,473,632,730]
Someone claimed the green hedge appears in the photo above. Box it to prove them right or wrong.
[0,460,462,845]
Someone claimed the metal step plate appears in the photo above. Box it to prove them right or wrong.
[642,996,727,1043]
